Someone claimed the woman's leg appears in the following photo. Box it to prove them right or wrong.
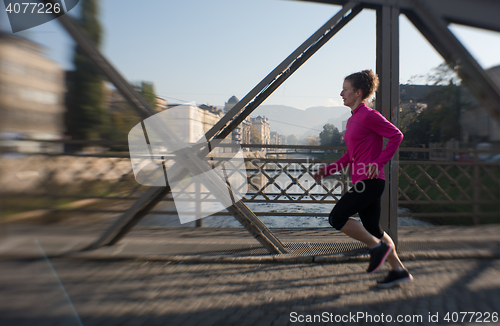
[340,218,379,248]
[357,189,405,271]
[335,181,414,285]
[329,180,386,248]
[380,232,405,271]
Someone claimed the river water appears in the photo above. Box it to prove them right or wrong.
[140,202,430,228]
[139,154,431,228]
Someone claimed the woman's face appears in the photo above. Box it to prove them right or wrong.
[340,79,360,109]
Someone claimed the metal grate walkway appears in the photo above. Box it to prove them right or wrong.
[192,240,499,257]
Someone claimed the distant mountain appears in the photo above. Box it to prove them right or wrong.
[327,111,352,130]
[303,111,352,138]
[250,104,350,137]
[305,106,350,121]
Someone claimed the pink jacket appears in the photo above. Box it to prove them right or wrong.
[324,103,403,184]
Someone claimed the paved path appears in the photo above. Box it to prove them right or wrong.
[0,224,499,325]
[0,257,499,326]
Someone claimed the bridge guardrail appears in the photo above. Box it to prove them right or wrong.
[1,140,498,225]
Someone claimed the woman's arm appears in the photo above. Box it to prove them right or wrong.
[368,110,404,169]
[313,150,350,180]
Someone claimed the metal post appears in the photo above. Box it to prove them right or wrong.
[64,1,362,252]
[473,164,480,225]
[195,181,203,227]
[51,5,287,253]
[376,5,400,245]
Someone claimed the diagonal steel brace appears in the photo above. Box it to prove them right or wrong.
[50,0,361,253]
[82,2,362,252]
[96,2,363,249]
[405,0,500,124]
[48,0,289,253]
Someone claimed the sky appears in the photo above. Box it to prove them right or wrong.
[1,0,500,110]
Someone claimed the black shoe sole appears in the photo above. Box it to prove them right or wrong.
[376,274,414,288]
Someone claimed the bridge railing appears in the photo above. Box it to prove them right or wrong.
[398,147,500,224]
[1,140,498,225]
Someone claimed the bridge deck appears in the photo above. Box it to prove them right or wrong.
[1,224,498,262]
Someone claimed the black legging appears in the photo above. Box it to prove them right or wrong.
[329,178,385,239]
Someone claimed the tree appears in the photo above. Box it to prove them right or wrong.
[319,124,342,146]
[105,103,140,151]
[305,136,319,146]
[135,81,157,110]
[403,83,465,146]
[427,63,461,86]
[66,0,107,141]
[401,64,471,147]
[399,99,426,135]
[102,80,155,151]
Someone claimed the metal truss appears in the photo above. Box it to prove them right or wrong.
[299,0,500,32]
[404,0,500,123]
[301,0,500,123]
[45,0,499,252]
[46,0,363,253]
[300,0,500,243]
[376,4,401,243]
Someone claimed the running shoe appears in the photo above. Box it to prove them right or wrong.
[377,269,413,288]
[366,241,392,273]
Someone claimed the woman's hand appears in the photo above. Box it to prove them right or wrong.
[313,166,326,180]
[367,163,380,179]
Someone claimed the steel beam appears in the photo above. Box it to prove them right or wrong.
[49,2,287,254]
[298,0,500,32]
[405,0,500,124]
[84,186,171,250]
[423,0,500,32]
[45,7,150,120]
[204,2,362,144]
[51,0,362,254]
[207,3,363,147]
[103,2,362,249]
[376,4,400,245]
[80,2,361,250]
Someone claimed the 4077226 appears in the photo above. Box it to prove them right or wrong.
[443,312,498,323]
[5,2,62,14]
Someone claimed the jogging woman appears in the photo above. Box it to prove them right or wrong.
[313,69,413,288]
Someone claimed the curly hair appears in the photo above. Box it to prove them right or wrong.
[345,69,379,101]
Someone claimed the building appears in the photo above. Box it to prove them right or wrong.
[224,95,252,150]
[400,84,443,104]
[160,96,271,155]
[250,115,271,145]
[240,119,252,145]
[0,33,65,153]
[197,104,224,136]
[270,132,286,145]
[175,104,227,155]
[223,96,271,147]
[342,120,347,132]
[460,65,500,144]
[270,131,280,145]
[224,95,239,112]
[400,74,500,146]
[399,84,443,115]
[157,103,228,154]
[155,97,168,111]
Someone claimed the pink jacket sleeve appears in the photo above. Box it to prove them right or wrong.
[323,149,351,177]
[368,110,403,169]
